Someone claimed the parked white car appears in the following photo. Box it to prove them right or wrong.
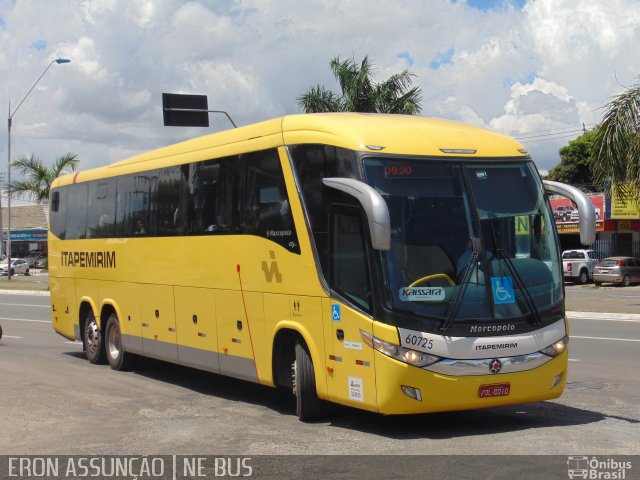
[0,258,30,276]
[570,208,600,222]
[562,249,603,284]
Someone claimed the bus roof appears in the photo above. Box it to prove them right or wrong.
[53,113,527,187]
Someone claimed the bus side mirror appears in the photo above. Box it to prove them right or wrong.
[543,180,596,245]
[322,178,391,251]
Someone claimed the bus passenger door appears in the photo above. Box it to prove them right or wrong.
[323,207,378,412]
[139,284,177,363]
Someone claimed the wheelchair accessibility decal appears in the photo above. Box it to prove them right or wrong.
[331,304,341,322]
[491,276,515,304]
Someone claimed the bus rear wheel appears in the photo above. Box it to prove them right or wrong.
[105,313,136,371]
[84,311,105,364]
[292,340,322,421]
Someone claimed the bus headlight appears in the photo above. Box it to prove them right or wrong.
[540,336,568,357]
[360,330,441,368]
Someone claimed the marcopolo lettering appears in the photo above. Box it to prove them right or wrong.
[61,251,116,269]
[469,324,516,334]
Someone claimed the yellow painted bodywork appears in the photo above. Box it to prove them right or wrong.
[49,113,565,415]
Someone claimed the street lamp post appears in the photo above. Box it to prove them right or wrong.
[6,57,70,280]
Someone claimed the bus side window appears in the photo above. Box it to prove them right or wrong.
[65,183,89,239]
[329,207,371,312]
[238,149,300,252]
[50,189,67,240]
[187,159,232,235]
[87,180,116,238]
[153,166,187,236]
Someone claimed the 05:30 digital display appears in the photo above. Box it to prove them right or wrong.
[384,165,413,177]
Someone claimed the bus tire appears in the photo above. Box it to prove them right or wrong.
[293,340,322,421]
[84,310,106,364]
[105,313,136,371]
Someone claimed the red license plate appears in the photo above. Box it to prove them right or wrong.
[479,383,511,398]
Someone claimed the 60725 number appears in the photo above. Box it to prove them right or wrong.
[404,334,434,350]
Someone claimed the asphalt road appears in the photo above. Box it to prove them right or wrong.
[0,289,638,462]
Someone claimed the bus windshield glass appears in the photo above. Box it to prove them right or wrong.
[363,158,562,325]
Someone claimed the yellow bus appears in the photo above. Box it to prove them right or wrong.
[48,113,595,420]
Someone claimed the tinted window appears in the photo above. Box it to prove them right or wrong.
[289,145,360,270]
[239,150,299,253]
[151,166,188,236]
[49,189,67,239]
[330,208,371,311]
[116,173,152,236]
[187,160,233,234]
[49,149,300,252]
[65,183,88,239]
[87,179,116,238]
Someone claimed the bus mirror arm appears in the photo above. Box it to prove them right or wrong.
[543,180,596,245]
[322,178,391,251]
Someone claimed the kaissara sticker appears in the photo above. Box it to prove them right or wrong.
[399,287,445,302]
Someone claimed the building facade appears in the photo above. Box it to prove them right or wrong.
[1,204,49,259]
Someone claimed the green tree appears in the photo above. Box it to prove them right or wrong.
[9,153,79,204]
[297,55,423,114]
[592,75,640,200]
[547,130,602,192]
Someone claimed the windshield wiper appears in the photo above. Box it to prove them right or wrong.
[440,251,478,332]
[495,248,542,326]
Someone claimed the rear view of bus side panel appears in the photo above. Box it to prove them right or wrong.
[50,277,78,341]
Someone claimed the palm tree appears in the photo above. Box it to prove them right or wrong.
[297,55,422,115]
[592,76,640,201]
[9,153,79,204]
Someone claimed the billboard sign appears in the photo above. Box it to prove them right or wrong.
[610,183,640,219]
[549,194,604,234]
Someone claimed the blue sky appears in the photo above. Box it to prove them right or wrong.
[0,0,638,182]
[463,0,527,10]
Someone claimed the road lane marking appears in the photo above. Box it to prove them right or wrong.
[2,335,23,339]
[567,311,640,322]
[0,317,51,324]
[571,335,640,342]
[0,302,50,308]
[568,359,580,362]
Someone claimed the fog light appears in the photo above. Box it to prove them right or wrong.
[551,372,564,389]
[401,385,422,402]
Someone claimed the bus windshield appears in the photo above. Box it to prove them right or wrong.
[363,158,562,326]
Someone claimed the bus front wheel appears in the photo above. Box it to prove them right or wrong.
[84,310,105,364]
[105,313,136,371]
[292,340,322,422]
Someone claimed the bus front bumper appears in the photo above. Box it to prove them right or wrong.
[374,350,568,415]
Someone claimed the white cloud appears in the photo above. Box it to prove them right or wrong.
[0,0,638,178]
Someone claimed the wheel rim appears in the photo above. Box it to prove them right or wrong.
[291,360,298,395]
[85,320,100,356]
[107,323,121,360]
[624,276,630,286]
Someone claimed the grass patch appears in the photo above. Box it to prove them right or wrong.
[0,277,50,291]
